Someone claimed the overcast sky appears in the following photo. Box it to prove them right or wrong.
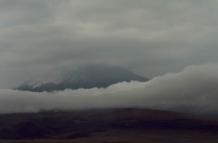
[1,0,218,88]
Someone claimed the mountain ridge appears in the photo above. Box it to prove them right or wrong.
[17,65,148,92]
[0,108,218,140]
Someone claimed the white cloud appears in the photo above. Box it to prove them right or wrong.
[0,64,218,115]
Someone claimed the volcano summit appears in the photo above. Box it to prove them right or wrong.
[17,65,147,92]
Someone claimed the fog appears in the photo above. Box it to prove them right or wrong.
[0,63,217,115]
[1,0,218,88]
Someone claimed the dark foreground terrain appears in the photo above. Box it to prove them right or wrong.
[0,108,218,143]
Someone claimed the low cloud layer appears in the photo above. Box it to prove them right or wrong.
[1,63,218,115]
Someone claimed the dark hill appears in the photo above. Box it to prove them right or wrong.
[0,108,218,140]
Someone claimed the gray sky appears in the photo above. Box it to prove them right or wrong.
[1,0,218,88]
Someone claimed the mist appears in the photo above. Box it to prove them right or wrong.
[1,0,218,88]
[0,63,217,115]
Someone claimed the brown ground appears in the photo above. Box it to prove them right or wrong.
[1,129,218,143]
[0,108,218,143]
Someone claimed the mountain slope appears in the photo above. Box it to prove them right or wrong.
[0,108,218,140]
[17,65,147,92]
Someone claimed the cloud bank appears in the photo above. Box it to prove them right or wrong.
[0,64,218,115]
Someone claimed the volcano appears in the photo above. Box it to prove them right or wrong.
[17,65,147,92]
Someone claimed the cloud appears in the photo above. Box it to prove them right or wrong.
[1,1,218,88]
[0,63,218,115]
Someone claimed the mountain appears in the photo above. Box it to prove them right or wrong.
[0,108,218,141]
[17,65,148,92]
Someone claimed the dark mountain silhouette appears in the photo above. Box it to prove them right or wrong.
[17,65,148,92]
[0,108,218,140]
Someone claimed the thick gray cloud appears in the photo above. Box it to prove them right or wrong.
[1,0,218,87]
[0,63,218,115]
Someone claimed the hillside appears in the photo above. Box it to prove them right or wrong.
[0,108,218,143]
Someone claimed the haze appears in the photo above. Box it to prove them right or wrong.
[1,0,218,87]
[0,1,218,115]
